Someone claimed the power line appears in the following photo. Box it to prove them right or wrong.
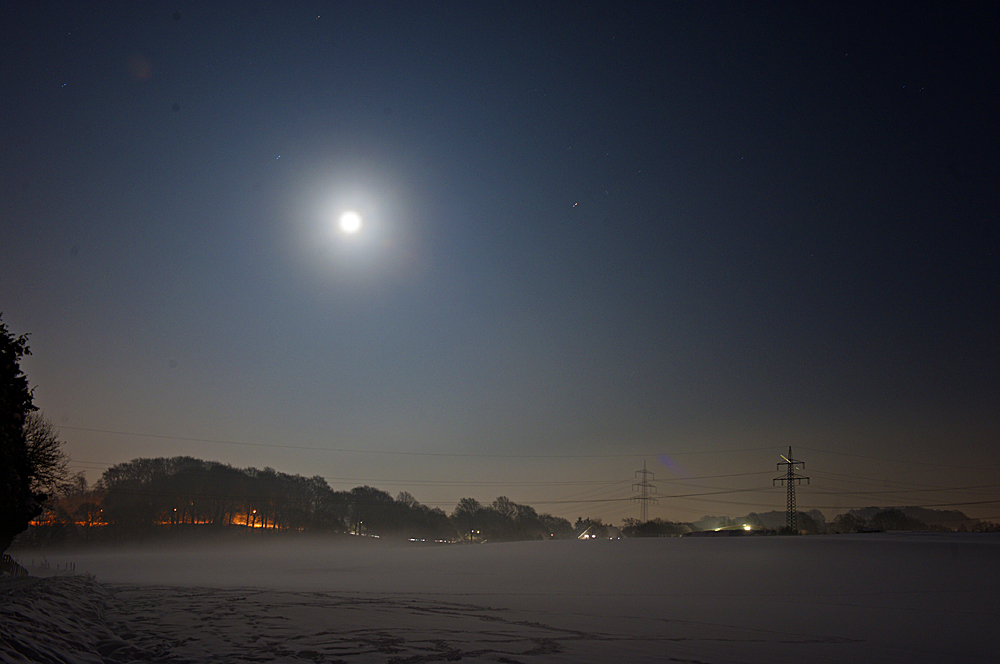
[71,456,777,487]
[70,459,768,492]
[59,425,779,459]
[808,469,944,490]
[659,470,775,482]
[807,482,1000,497]
[798,446,998,471]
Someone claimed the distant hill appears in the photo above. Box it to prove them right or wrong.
[845,506,975,529]
[691,511,829,534]
[746,510,827,531]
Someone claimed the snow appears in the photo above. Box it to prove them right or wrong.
[3,533,998,663]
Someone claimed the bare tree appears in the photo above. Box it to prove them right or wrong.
[23,412,70,496]
[75,502,104,541]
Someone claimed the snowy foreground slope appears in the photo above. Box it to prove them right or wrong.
[3,533,998,663]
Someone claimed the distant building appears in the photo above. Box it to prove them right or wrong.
[577,524,623,539]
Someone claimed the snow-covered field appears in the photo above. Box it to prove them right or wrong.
[3,533,998,663]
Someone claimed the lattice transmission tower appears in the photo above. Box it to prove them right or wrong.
[632,461,657,522]
[773,446,809,533]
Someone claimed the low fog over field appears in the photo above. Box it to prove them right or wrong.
[3,2,997,662]
[5,534,998,663]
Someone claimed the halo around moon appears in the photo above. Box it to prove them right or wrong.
[338,210,363,234]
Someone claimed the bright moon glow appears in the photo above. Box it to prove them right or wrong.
[339,210,363,234]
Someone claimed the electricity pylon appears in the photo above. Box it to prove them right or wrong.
[632,461,657,522]
[773,447,809,533]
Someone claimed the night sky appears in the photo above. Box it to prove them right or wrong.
[3,2,997,524]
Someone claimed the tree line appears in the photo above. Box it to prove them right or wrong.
[829,507,998,533]
[24,456,578,545]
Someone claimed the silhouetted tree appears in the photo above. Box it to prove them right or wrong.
[832,513,867,533]
[418,506,456,541]
[23,412,70,497]
[449,496,551,542]
[538,513,574,539]
[247,467,283,529]
[870,508,926,532]
[452,497,483,541]
[75,502,104,541]
[201,462,243,526]
[968,520,1000,533]
[1,315,42,553]
[62,471,88,498]
[100,458,173,538]
[797,511,821,535]
[389,492,457,541]
[312,482,350,532]
[396,491,418,509]
[621,518,688,537]
[486,496,518,540]
[348,485,394,536]
[513,503,546,540]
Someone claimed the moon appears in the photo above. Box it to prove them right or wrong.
[338,210,363,234]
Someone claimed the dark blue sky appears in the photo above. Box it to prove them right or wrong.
[3,1,997,523]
